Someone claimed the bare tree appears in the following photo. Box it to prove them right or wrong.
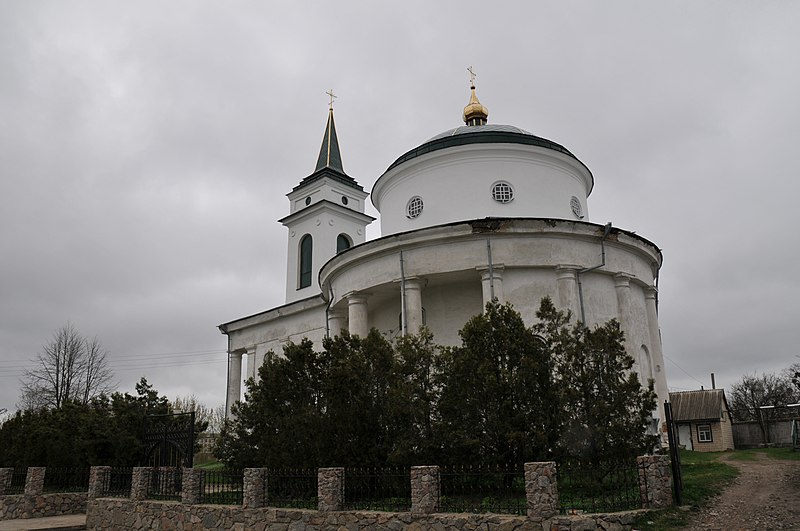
[730,371,799,442]
[19,323,115,409]
[171,394,225,433]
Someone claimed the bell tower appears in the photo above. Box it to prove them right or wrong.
[280,93,374,303]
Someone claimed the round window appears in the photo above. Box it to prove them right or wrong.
[305,196,311,206]
[406,196,424,219]
[491,182,514,203]
[341,196,349,205]
[570,196,583,218]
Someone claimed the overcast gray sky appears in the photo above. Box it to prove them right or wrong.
[2,1,799,414]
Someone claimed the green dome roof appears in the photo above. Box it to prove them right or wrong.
[385,124,589,175]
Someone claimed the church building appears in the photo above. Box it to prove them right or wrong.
[219,79,670,430]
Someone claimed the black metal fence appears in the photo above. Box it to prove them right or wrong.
[439,464,526,515]
[107,467,133,498]
[343,467,411,512]
[5,467,27,495]
[199,469,243,505]
[557,459,640,514]
[266,468,318,509]
[146,467,183,501]
[43,467,90,493]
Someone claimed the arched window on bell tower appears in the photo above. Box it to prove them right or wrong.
[336,233,352,253]
[299,234,313,289]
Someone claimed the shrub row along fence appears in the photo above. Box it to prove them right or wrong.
[2,455,673,521]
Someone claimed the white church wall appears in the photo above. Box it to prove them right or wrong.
[373,144,592,236]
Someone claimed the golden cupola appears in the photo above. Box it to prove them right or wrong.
[462,83,489,126]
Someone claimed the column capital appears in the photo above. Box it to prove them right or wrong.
[477,264,504,281]
[555,264,581,280]
[614,273,633,288]
[345,291,370,304]
[644,285,658,299]
[395,276,424,290]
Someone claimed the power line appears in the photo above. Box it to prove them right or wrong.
[663,354,706,387]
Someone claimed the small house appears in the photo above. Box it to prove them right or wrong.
[669,389,735,452]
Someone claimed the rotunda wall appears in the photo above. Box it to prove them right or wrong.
[373,144,591,236]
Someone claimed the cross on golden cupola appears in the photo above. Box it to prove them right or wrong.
[463,66,489,126]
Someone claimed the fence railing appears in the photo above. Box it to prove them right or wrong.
[107,467,133,498]
[199,469,243,505]
[42,467,90,493]
[146,467,182,501]
[1,456,672,516]
[557,458,641,514]
[266,468,318,509]
[343,467,411,512]
[440,464,526,515]
[6,467,27,495]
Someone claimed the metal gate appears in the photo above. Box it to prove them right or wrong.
[142,411,196,468]
[664,400,683,505]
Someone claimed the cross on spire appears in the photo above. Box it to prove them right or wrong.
[467,66,477,88]
[326,89,337,110]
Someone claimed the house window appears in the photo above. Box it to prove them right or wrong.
[336,233,352,253]
[697,423,713,443]
[299,234,313,289]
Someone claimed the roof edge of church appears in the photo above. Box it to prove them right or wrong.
[382,129,589,176]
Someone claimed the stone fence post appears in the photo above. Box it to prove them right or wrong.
[0,468,13,496]
[317,467,344,511]
[24,467,45,497]
[182,468,204,504]
[88,466,111,499]
[637,454,673,508]
[131,467,153,501]
[410,466,439,515]
[524,461,559,519]
[243,468,268,509]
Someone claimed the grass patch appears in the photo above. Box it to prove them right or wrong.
[726,446,800,461]
[633,450,739,531]
[194,460,226,470]
[753,447,800,461]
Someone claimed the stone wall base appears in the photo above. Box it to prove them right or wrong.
[0,493,87,520]
[87,498,645,531]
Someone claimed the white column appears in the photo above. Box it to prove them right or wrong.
[246,346,258,382]
[404,278,424,334]
[328,309,347,338]
[644,286,670,435]
[556,265,580,319]
[613,273,637,359]
[478,265,504,307]
[347,292,369,338]
[225,351,244,418]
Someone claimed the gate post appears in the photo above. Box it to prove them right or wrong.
[88,466,112,499]
[131,467,153,501]
[317,467,344,511]
[637,455,673,508]
[24,467,45,496]
[524,462,559,519]
[182,468,204,504]
[410,466,439,515]
[0,468,13,496]
[243,468,268,509]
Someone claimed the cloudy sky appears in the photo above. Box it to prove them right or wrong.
[2,1,799,414]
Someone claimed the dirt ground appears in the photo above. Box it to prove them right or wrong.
[680,452,800,530]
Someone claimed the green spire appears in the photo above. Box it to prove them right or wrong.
[314,108,344,173]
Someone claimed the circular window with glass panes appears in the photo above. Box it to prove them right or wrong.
[406,196,424,218]
[491,181,514,203]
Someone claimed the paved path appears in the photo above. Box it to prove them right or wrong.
[0,514,85,531]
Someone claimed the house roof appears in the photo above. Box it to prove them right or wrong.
[669,389,730,421]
